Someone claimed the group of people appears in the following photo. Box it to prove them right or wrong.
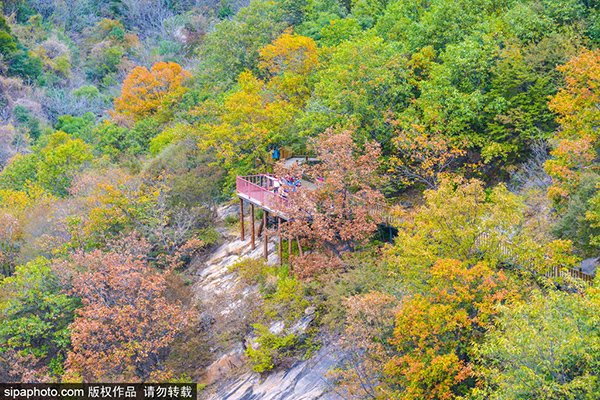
[271,175,301,197]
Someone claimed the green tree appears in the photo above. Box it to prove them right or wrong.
[0,258,79,381]
[0,131,92,197]
[55,113,96,143]
[36,131,93,197]
[305,33,410,149]
[475,289,600,399]
[197,1,288,90]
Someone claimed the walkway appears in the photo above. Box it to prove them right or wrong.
[236,174,595,284]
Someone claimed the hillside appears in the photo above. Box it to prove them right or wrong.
[2,0,600,399]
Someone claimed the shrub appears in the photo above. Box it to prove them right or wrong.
[245,323,298,373]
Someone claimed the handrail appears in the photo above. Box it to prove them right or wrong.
[237,174,398,224]
[236,175,288,212]
[476,232,595,284]
[237,175,594,284]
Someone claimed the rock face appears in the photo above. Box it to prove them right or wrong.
[194,204,344,400]
[203,344,343,400]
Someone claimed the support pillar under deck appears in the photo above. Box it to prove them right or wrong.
[278,217,282,266]
[239,198,244,241]
[250,204,255,250]
[263,211,268,261]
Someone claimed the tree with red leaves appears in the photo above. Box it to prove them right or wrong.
[275,129,385,272]
[54,236,196,382]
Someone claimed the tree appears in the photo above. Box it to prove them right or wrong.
[380,178,581,399]
[388,178,580,285]
[0,16,18,57]
[0,131,92,198]
[258,29,319,106]
[330,291,399,399]
[389,122,469,189]
[55,113,96,143]
[351,0,390,29]
[66,168,207,263]
[0,258,79,382]
[197,71,296,185]
[274,129,385,270]
[385,259,517,400]
[544,48,600,201]
[55,236,196,382]
[0,212,21,276]
[36,131,93,197]
[197,1,288,90]
[305,33,410,148]
[112,62,190,125]
[475,289,600,399]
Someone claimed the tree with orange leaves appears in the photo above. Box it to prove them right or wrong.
[390,123,469,189]
[545,48,600,202]
[112,62,190,125]
[384,259,515,400]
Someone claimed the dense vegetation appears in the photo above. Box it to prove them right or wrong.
[3,0,600,398]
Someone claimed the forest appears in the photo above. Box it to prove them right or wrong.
[2,0,600,398]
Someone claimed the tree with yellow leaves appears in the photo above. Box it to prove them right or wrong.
[259,29,319,106]
[544,48,600,202]
[197,71,296,184]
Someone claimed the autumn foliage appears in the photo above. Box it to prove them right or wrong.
[259,29,319,105]
[275,129,385,271]
[545,48,600,201]
[390,123,469,189]
[54,236,196,382]
[385,259,515,400]
[113,62,190,124]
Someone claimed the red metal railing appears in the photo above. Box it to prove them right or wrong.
[237,174,393,222]
[236,175,288,212]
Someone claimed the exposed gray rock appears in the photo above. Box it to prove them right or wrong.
[218,203,240,220]
[202,343,345,400]
[194,203,343,400]
[202,344,248,386]
[290,315,314,337]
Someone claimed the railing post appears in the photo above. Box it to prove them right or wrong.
[288,233,293,271]
[278,217,282,266]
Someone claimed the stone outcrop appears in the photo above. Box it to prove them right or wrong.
[203,343,343,400]
[193,204,344,400]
